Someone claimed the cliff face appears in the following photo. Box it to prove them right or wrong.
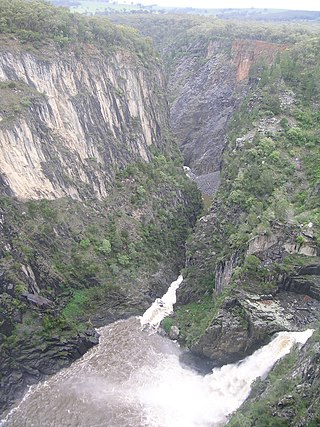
[0,40,167,200]
[169,39,240,176]
[169,38,287,176]
[108,16,290,183]
[232,39,288,82]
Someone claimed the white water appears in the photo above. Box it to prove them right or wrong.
[0,276,314,427]
[140,275,183,330]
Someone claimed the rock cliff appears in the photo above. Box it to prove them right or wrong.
[109,15,291,194]
[0,38,168,200]
[169,38,287,175]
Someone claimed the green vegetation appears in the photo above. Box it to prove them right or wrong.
[224,38,318,250]
[175,28,320,349]
[221,38,320,240]
[0,80,42,123]
[175,296,217,347]
[162,317,176,334]
[0,150,202,353]
[67,1,155,14]
[175,287,233,347]
[110,13,319,72]
[51,0,320,21]
[0,0,154,59]
[62,285,117,323]
[227,325,320,426]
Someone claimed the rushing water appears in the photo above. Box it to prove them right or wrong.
[0,276,313,427]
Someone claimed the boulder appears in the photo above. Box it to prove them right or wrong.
[169,325,180,340]
[21,292,53,308]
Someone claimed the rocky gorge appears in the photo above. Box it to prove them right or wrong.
[166,20,320,424]
[111,14,320,425]
[0,2,320,425]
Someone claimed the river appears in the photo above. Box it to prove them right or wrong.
[0,276,313,427]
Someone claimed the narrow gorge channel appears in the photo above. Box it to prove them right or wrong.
[1,277,313,427]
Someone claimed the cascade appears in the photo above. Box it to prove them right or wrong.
[140,275,183,330]
[0,276,313,427]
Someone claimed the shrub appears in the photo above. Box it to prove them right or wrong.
[97,239,111,255]
[162,317,176,334]
[79,238,90,249]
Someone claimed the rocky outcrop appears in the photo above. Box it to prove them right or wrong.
[192,288,320,365]
[181,209,320,362]
[215,251,240,294]
[178,195,320,363]
[248,228,318,261]
[232,39,288,82]
[0,39,168,200]
[0,329,99,415]
[168,325,180,340]
[280,264,320,301]
[246,223,319,261]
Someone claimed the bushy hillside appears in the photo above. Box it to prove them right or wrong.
[171,30,320,427]
[0,0,152,55]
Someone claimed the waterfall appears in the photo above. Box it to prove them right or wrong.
[140,274,183,329]
[138,283,313,427]
[139,329,312,427]
[0,275,314,427]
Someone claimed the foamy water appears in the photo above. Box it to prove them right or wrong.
[140,275,183,330]
[0,276,313,427]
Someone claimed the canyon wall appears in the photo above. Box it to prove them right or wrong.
[169,38,287,175]
[0,39,167,200]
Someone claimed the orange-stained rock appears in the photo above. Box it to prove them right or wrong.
[232,39,288,81]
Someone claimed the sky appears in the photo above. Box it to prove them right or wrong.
[138,0,320,11]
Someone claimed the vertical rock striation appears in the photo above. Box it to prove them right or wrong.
[0,40,168,200]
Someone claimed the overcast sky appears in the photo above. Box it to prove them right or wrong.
[138,0,320,11]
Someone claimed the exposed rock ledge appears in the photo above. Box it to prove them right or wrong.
[0,330,99,416]
[191,289,320,365]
